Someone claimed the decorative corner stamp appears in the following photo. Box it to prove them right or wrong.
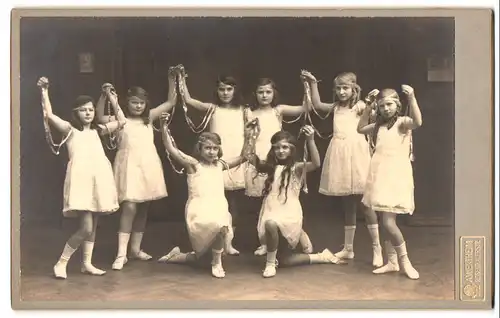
[459,236,486,301]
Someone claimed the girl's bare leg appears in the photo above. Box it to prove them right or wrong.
[361,201,383,267]
[81,214,106,275]
[54,211,93,279]
[129,202,152,260]
[211,229,226,278]
[225,190,240,255]
[334,195,357,259]
[376,212,419,279]
[262,220,280,278]
[112,201,137,270]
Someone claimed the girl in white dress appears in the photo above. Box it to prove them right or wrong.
[37,78,126,279]
[357,86,422,280]
[247,77,314,257]
[157,113,252,278]
[178,73,247,255]
[248,127,346,278]
[301,71,383,268]
[96,71,177,270]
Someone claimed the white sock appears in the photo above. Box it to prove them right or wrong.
[58,243,77,264]
[367,224,381,246]
[266,250,277,265]
[82,241,95,264]
[117,232,130,258]
[212,248,223,265]
[308,252,324,264]
[130,232,144,255]
[344,225,356,250]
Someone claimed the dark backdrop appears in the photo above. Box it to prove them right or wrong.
[19,17,454,226]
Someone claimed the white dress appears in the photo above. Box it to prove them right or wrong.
[113,118,168,203]
[63,128,119,217]
[210,106,246,191]
[245,107,282,197]
[319,102,371,196]
[362,117,415,214]
[257,165,303,249]
[185,162,234,255]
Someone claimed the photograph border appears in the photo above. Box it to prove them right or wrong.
[10,7,494,310]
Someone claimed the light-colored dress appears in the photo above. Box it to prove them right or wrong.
[210,106,246,191]
[245,107,282,197]
[319,101,371,196]
[113,118,168,203]
[63,128,119,217]
[362,117,415,214]
[257,165,303,249]
[185,162,234,255]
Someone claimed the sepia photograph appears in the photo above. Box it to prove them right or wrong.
[9,7,494,310]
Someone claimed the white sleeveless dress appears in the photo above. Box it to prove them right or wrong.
[245,107,282,197]
[210,106,246,191]
[113,118,168,203]
[257,165,303,249]
[319,102,371,196]
[63,128,119,217]
[362,117,415,214]
[185,162,234,255]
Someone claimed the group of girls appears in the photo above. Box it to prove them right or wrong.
[37,61,422,281]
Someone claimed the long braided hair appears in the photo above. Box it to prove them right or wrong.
[370,88,402,150]
[254,131,298,203]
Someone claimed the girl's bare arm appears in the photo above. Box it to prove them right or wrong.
[294,126,321,175]
[98,90,127,135]
[400,85,423,131]
[37,77,72,135]
[179,76,214,112]
[149,73,178,121]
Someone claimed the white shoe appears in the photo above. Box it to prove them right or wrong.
[211,263,226,278]
[372,244,383,268]
[320,249,348,264]
[111,256,128,270]
[129,250,153,261]
[53,261,67,279]
[254,245,267,256]
[262,260,278,278]
[158,247,181,262]
[334,247,354,259]
[81,263,106,276]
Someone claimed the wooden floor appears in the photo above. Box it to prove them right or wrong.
[17,209,455,302]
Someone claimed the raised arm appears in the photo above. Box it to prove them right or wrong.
[98,89,127,136]
[149,70,178,121]
[357,89,380,135]
[37,77,72,136]
[301,71,334,112]
[295,125,321,175]
[96,83,116,124]
[178,74,214,112]
[160,113,198,172]
[399,85,423,131]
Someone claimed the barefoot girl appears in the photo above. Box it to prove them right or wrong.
[178,70,246,255]
[157,113,252,278]
[38,77,126,279]
[96,70,177,270]
[247,77,314,257]
[357,86,422,280]
[248,126,346,278]
[301,71,383,268]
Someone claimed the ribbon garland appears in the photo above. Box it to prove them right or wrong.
[176,65,215,134]
[103,97,118,150]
